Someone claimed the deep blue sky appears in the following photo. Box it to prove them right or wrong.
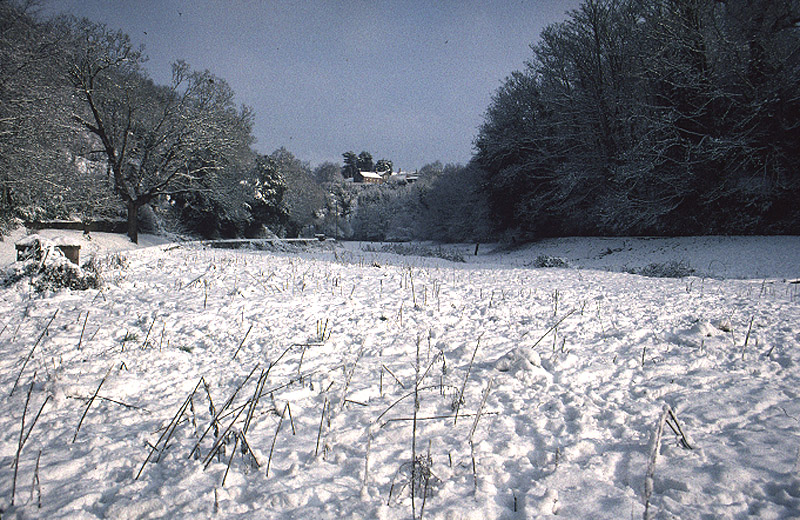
[44,0,579,170]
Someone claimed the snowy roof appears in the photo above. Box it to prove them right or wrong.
[357,171,384,180]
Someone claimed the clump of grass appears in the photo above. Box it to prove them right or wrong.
[388,449,441,510]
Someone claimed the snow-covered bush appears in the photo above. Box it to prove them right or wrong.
[2,256,101,292]
[361,243,465,263]
[2,238,102,292]
[631,260,695,278]
[532,254,570,268]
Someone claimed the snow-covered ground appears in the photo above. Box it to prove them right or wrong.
[1,231,799,519]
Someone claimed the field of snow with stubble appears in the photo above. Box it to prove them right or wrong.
[1,232,799,519]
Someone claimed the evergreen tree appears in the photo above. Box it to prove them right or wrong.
[342,151,358,178]
[357,151,374,172]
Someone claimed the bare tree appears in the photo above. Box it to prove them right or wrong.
[64,18,254,242]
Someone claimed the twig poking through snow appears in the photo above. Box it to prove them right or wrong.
[644,406,668,520]
[12,373,36,506]
[77,311,89,350]
[221,434,239,487]
[454,333,484,426]
[530,308,577,351]
[315,397,328,459]
[382,364,406,389]
[469,378,493,442]
[266,402,288,477]
[231,324,253,360]
[72,366,113,443]
[11,310,58,397]
[137,377,204,479]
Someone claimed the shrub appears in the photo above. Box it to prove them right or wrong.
[532,254,570,268]
[1,243,102,292]
[631,260,695,278]
[361,243,466,263]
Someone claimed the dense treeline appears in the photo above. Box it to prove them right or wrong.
[315,162,491,242]
[3,0,798,245]
[474,0,800,237]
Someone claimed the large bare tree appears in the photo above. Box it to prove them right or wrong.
[65,18,254,242]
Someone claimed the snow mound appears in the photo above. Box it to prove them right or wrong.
[495,346,551,381]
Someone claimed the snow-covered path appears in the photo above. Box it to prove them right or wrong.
[1,239,799,518]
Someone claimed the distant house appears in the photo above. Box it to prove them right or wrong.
[353,170,388,184]
[353,169,418,185]
[389,171,419,184]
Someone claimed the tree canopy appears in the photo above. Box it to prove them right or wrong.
[475,0,800,237]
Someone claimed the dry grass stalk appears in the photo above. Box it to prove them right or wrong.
[454,333,484,426]
[22,394,52,447]
[470,439,478,496]
[191,366,260,459]
[469,378,493,441]
[530,308,577,350]
[644,406,668,520]
[140,318,156,349]
[73,366,113,443]
[742,315,755,359]
[242,369,268,436]
[376,385,460,425]
[340,346,365,410]
[286,402,296,435]
[665,407,694,450]
[382,412,500,425]
[0,318,10,340]
[419,440,432,520]
[67,394,145,412]
[221,434,239,487]
[361,430,373,496]
[77,311,89,350]
[179,266,212,290]
[137,377,204,479]
[231,324,254,360]
[239,431,260,468]
[411,337,421,519]
[31,449,42,508]
[202,403,249,469]
[12,374,36,506]
[266,402,289,477]
[381,364,406,389]
[314,397,329,458]
[11,310,58,397]
[643,404,694,519]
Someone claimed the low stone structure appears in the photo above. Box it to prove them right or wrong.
[15,235,81,264]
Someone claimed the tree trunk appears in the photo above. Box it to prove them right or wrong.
[126,200,139,244]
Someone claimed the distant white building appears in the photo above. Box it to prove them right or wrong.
[353,170,387,184]
[353,169,418,185]
[389,171,419,184]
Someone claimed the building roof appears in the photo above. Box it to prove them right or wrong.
[357,171,384,180]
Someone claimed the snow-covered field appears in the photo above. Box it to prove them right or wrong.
[1,232,799,519]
